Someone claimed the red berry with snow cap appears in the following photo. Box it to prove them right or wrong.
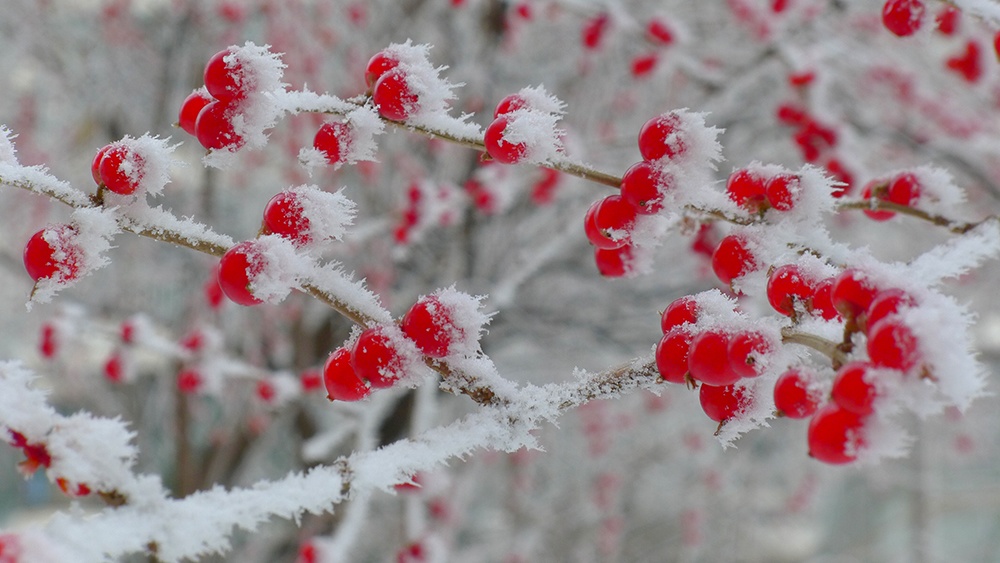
[773,368,821,418]
[313,122,352,166]
[373,68,419,121]
[831,361,878,415]
[352,326,404,388]
[323,347,371,401]
[195,101,243,151]
[830,269,878,320]
[807,403,868,464]
[637,113,686,161]
[866,289,915,329]
[620,161,668,214]
[365,51,400,89]
[699,383,746,423]
[867,317,921,372]
[402,295,459,358]
[484,115,527,164]
[727,331,772,378]
[767,264,815,317]
[493,94,529,118]
[764,173,800,211]
[24,225,81,283]
[217,241,265,306]
[98,144,144,195]
[711,235,757,287]
[263,191,311,245]
[726,168,767,212]
[204,48,249,102]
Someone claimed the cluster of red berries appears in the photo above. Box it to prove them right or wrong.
[366,50,419,121]
[323,294,462,402]
[629,16,675,79]
[484,94,532,164]
[91,141,146,195]
[724,167,805,215]
[178,47,256,150]
[764,264,840,320]
[23,225,82,284]
[775,103,841,169]
[584,112,689,277]
[7,430,92,497]
[860,171,921,221]
[654,296,775,426]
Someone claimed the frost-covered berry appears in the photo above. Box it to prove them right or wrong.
[493,94,529,118]
[262,191,311,246]
[887,172,921,207]
[866,289,915,330]
[831,269,879,320]
[699,383,746,423]
[178,89,213,136]
[809,277,841,320]
[323,347,371,401]
[882,0,925,37]
[204,48,249,101]
[860,180,894,222]
[807,403,868,464]
[764,173,800,211]
[313,121,352,166]
[766,264,815,317]
[773,368,821,418]
[484,115,527,164]
[688,330,740,386]
[594,245,633,277]
[583,195,637,250]
[23,225,81,283]
[91,145,111,185]
[217,241,264,306]
[831,361,878,415]
[726,168,767,212]
[98,143,144,195]
[352,326,403,388]
[620,161,667,214]
[195,101,244,151]
[727,330,772,378]
[373,68,419,121]
[637,113,686,161]
[656,329,693,384]
[711,235,757,287]
[660,296,698,333]
[867,317,920,372]
[365,50,400,89]
[401,295,459,358]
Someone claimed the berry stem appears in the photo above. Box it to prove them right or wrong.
[838,198,995,234]
[780,327,848,367]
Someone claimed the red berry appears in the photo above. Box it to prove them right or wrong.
[594,245,633,277]
[352,327,403,388]
[766,264,815,317]
[831,361,878,415]
[935,6,960,35]
[91,145,111,185]
[324,347,371,401]
[313,122,352,166]
[637,113,686,161]
[204,48,248,102]
[204,267,225,310]
[867,317,920,372]
[56,478,91,498]
[824,158,854,198]
[620,161,667,214]
[178,89,213,136]
[861,180,895,221]
[402,295,458,358]
[727,331,772,378]
[866,288,915,330]
[583,195,637,250]
[217,241,265,306]
[646,18,674,45]
[809,277,841,320]
[484,116,527,164]
[582,13,610,50]
[256,380,276,403]
[98,144,143,195]
[711,235,756,287]
[699,383,746,423]
[887,172,921,207]
[493,94,529,118]
[660,296,698,333]
[946,40,983,83]
[776,103,808,126]
[655,329,693,384]
[263,191,311,245]
[807,403,867,464]
[764,173,800,211]
[39,323,58,359]
[104,353,124,383]
[773,368,821,419]
[882,0,925,37]
[23,226,81,283]
[726,169,767,212]
[365,51,399,89]
[300,369,323,393]
[830,269,878,320]
[195,101,244,151]
[372,68,419,121]
[177,369,202,394]
[631,53,658,77]
[688,330,740,386]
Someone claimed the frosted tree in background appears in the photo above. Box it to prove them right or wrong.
[2,0,1000,561]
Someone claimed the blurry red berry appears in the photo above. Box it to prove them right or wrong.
[882,0,925,37]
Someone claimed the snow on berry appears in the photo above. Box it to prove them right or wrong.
[299,105,384,173]
[485,85,566,165]
[99,134,177,199]
[405,287,491,359]
[261,185,355,247]
[28,208,120,307]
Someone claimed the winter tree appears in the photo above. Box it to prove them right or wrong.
[2,0,1000,561]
